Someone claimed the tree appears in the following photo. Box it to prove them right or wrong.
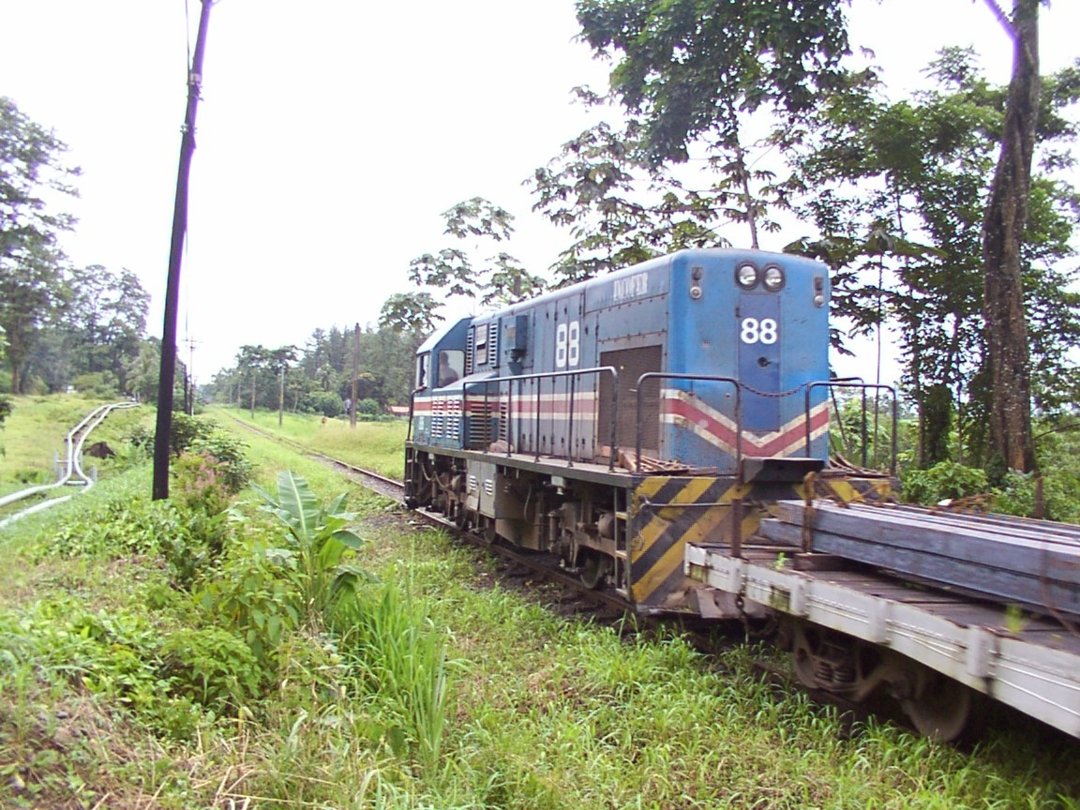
[379,292,443,335]
[0,98,79,392]
[0,244,66,392]
[64,265,150,394]
[0,97,78,261]
[407,197,546,306]
[787,49,1078,467]
[980,0,1042,473]
[574,0,849,165]
[529,117,756,284]
[237,345,270,418]
[269,345,297,426]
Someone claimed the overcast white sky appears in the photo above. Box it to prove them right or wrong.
[2,0,1078,384]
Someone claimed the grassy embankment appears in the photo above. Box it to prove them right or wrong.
[0,395,147,498]
[1,401,1078,808]
[220,405,407,480]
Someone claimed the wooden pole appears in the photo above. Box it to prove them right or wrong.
[152,0,213,500]
[350,322,360,428]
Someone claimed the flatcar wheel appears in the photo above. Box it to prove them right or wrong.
[901,675,973,742]
[579,552,611,590]
[791,624,820,689]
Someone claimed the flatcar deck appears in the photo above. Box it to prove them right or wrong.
[685,542,1080,738]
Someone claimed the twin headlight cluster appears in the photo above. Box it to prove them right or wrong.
[735,262,785,291]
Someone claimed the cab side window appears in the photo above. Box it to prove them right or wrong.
[416,353,430,389]
[438,350,464,386]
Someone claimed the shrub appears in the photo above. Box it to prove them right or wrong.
[46,494,183,560]
[72,371,118,398]
[994,470,1080,523]
[197,536,303,669]
[159,626,264,714]
[169,412,213,455]
[187,432,251,494]
[357,398,381,417]
[306,390,343,418]
[900,460,989,505]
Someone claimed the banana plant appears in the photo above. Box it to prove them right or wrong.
[254,470,371,623]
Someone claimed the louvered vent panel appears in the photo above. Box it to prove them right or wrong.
[465,329,474,376]
[488,321,499,367]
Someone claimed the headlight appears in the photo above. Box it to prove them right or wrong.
[763,265,785,291]
[736,263,758,289]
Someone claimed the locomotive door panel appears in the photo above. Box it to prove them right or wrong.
[737,296,781,434]
[599,345,663,457]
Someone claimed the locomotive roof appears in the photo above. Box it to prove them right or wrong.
[471,247,810,324]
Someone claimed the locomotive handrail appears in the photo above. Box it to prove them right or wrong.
[805,380,897,475]
[465,366,620,471]
[635,373,741,475]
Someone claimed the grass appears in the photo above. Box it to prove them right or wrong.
[1,398,1079,808]
[0,394,151,494]
[215,404,408,479]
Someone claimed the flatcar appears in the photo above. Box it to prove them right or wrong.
[405,248,886,609]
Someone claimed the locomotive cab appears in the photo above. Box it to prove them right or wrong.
[410,317,469,449]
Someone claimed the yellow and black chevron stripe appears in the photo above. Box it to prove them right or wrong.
[630,476,760,609]
[628,473,895,610]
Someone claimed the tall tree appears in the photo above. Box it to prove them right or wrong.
[0,245,66,392]
[378,292,443,335]
[269,345,297,426]
[0,98,79,392]
[237,345,270,418]
[575,0,849,165]
[981,0,1041,473]
[788,49,1078,466]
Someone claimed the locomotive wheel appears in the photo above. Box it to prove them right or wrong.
[901,674,974,742]
[579,552,611,590]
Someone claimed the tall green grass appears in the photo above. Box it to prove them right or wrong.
[333,582,451,774]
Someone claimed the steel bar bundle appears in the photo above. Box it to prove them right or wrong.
[761,502,1080,621]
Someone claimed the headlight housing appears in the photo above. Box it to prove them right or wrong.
[762,265,785,291]
[736,263,758,289]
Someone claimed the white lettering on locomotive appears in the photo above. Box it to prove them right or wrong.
[612,272,648,302]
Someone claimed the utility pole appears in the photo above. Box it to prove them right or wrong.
[278,363,285,427]
[350,322,360,428]
[153,0,213,500]
[185,335,198,415]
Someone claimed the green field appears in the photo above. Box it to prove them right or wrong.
[0,395,152,497]
[219,405,408,480]
[0,400,1077,809]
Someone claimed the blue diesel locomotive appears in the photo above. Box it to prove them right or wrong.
[405,248,885,612]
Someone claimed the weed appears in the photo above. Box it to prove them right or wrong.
[254,470,371,626]
[334,583,453,773]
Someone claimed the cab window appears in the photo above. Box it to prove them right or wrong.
[438,350,464,386]
[416,353,430,389]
